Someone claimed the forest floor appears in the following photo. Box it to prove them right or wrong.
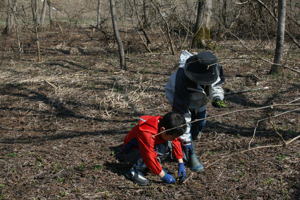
[0,28,299,199]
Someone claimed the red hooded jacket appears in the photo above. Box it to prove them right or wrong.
[122,115,183,175]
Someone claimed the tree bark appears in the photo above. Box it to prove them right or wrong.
[97,0,101,29]
[8,0,22,57]
[31,0,40,26]
[110,0,126,71]
[40,0,47,27]
[2,0,16,35]
[47,0,53,28]
[270,0,286,74]
[192,0,212,49]
[142,0,149,28]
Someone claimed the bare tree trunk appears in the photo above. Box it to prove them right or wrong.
[2,0,15,35]
[270,0,286,74]
[97,0,101,29]
[40,0,47,27]
[31,0,36,22]
[192,0,212,49]
[143,0,149,28]
[36,26,41,62]
[255,0,299,48]
[221,0,227,27]
[31,0,40,26]
[31,0,41,62]
[47,0,53,28]
[110,0,126,71]
[8,0,22,57]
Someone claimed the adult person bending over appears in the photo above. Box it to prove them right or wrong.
[165,50,226,173]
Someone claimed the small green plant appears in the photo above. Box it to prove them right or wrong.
[280,188,289,196]
[212,99,227,108]
[60,190,66,197]
[78,163,85,170]
[232,176,239,182]
[37,154,42,162]
[264,178,274,185]
[272,73,282,78]
[53,163,58,172]
[276,154,288,161]
[89,82,95,89]
[7,152,17,157]
[105,189,109,198]
[94,164,103,170]
[56,177,65,183]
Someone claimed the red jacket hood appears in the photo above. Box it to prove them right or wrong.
[138,115,162,134]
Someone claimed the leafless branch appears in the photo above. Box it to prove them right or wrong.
[215,15,300,74]
[152,103,300,138]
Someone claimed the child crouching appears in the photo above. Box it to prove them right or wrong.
[122,112,187,185]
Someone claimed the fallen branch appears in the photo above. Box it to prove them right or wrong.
[225,87,269,96]
[43,79,58,90]
[137,30,152,53]
[248,100,300,149]
[269,120,287,145]
[206,134,300,169]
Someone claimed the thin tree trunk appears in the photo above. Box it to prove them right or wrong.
[143,0,149,28]
[194,0,204,33]
[36,26,41,62]
[47,0,53,28]
[110,0,126,70]
[221,0,227,26]
[8,0,22,57]
[255,0,299,48]
[150,0,175,55]
[40,0,47,27]
[97,0,101,29]
[31,0,40,26]
[22,5,28,23]
[2,0,15,35]
[31,0,41,62]
[270,0,286,74]
[35,0,40,25]
[133,0,151,52]
[31,0,36,23]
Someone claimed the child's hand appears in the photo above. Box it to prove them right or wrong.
[178,163,186,183]
[161,173,176,184]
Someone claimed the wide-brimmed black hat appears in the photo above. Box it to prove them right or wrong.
[184,51,219,85]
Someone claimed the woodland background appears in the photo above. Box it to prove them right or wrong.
[0,0,299,199]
